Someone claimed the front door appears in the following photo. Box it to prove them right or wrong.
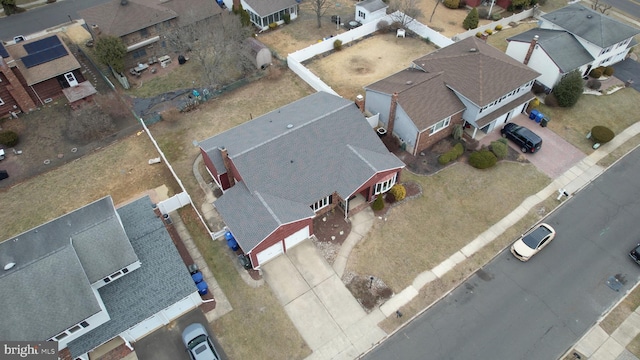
[64,72,78,87]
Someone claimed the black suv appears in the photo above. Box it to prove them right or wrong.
[630,244,640,265]
[501,123,543,153]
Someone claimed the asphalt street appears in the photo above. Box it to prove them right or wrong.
[364,146,640,360]
[604,0,640,19]
[0,0,110,41]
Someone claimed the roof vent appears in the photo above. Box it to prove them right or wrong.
[120,0,128,5]
[406,81,413,85]
[3,262,16,271]
[469,48,477,52]
[286,124,293,129]
[587,14,592,18]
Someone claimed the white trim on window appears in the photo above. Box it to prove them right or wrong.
[374,173,397,195]
[311,195,331,212]
[429,117,451,135]
[0,97,4,106]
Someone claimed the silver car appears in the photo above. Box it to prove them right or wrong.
[182,323,220,360]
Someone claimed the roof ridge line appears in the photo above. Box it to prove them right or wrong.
[254,191,282,225]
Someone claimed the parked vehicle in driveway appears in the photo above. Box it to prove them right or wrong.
[501,123,543,153]
[629,244,640,265]
[182,323,220,360]
[510,223,556,261]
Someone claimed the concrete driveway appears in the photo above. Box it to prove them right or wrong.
[613,58,640,93]
[134,308,226,360]
[262,239,386,359]
[480,114,586,179]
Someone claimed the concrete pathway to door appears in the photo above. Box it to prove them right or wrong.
[261,240,387,359]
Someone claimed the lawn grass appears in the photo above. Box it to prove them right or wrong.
[597,134,640,168]
[539,89,640,154]
[601,283,640,334]
[378,194,560,332]
[126,61,208,98]
[178,207,310,359]
[486,22,538,52]
[346,161,551,292]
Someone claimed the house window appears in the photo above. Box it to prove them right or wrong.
[54,333,68,341]
[132,48,147,59]
[358,11,366,19]
[374,173,397,195]
[429,117,451,135]
[68,325,82,333]
[80,321,89,328]
[311,195,331,212]
[0,97,4,106]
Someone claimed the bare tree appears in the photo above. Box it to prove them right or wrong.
[591,0,612,14]
[307,0,332,28]
[164,11,254,87]
[388,0,423,28]
[429,0,440,22]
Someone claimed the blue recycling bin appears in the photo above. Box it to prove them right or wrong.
[529,109,543,122]
[196,280,209,295]
[191,271,204,284]
[225,231,239,251]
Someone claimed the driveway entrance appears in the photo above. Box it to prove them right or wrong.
[480,114,586,179]
[261,239,385,358]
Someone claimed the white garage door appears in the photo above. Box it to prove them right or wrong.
[126,314,165,340]
[284,226,309,249]
[256,241,284,265]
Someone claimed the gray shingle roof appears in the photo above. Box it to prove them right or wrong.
[412,36,540,107]
[508,28,594,72]
[358,0,388,12]
[243,0,298,17]
[366,67,466,130]
[67,196,196,358]
[79,0,177,37]
[205,92,404,252]
[0,196,137,341]
[541,3,640,48]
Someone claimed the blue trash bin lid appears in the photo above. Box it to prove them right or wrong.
[196,280,209,294]
[191,271,204,283]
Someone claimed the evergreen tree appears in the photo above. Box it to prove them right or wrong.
[463,8,479,30]
[552,70,584,107]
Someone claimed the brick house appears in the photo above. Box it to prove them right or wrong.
[0,34,91,117]
[364,36,540,155]
[505,3,640,90]
[199,92,405,268]
[79,0,224,69]
[0,196,201,360]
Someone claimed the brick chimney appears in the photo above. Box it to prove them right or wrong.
[219,146,235,187]
[523,35,539,66]
[355,94,365,112]
[233,0,241,11]
[387,92,398,136]
[0,59,36,113]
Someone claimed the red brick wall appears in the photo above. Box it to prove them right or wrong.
[32,78,63,102]
[354,168,403,202]
[0,61,36,113]
[414,111,464,155]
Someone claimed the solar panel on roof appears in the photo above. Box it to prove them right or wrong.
[22,45,68,68]
[0,43,9,58]
[23,35,62,54]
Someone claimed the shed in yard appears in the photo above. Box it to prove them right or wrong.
[245,38,272,70]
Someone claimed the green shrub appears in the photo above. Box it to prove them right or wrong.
[590,126,615,144]
[458,0,467,8]
[485,29,493,35]
[490,140,508,159]
[377,20,390,32]
[463,8,479,30]
[475,32,483,38]
[372,195,385,211]
[438,152,452,165]
[283,13,291,24]
[389,184,407,202]
[495,24,503,31]
[453,143,465,157]
[552,70,583,107]
[604,66,615,76]
[443,0,459,9]
[452,124,463,140]
[590,68,603,78]
[469,149,497,169]
[0,131,18,147]
[586,79,602,90]
[333,39,343,51]
[478,8,489,19]
[386,191,396,203]
[268,22,278,29]
[491,13,502,20]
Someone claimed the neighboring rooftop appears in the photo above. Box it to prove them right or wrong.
[508,29,595,72]
[243,0,298,16]
[541,3,640,48]
[358,0,388,12]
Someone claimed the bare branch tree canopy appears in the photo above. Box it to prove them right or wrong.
[164,11,255,87]
[307,0,332,28]
[591,0,612,14]
[388,0,423,27]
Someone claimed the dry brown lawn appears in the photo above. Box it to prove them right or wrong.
[486,21,538,51]
[346,161,551,292]
[305,33,436,100]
